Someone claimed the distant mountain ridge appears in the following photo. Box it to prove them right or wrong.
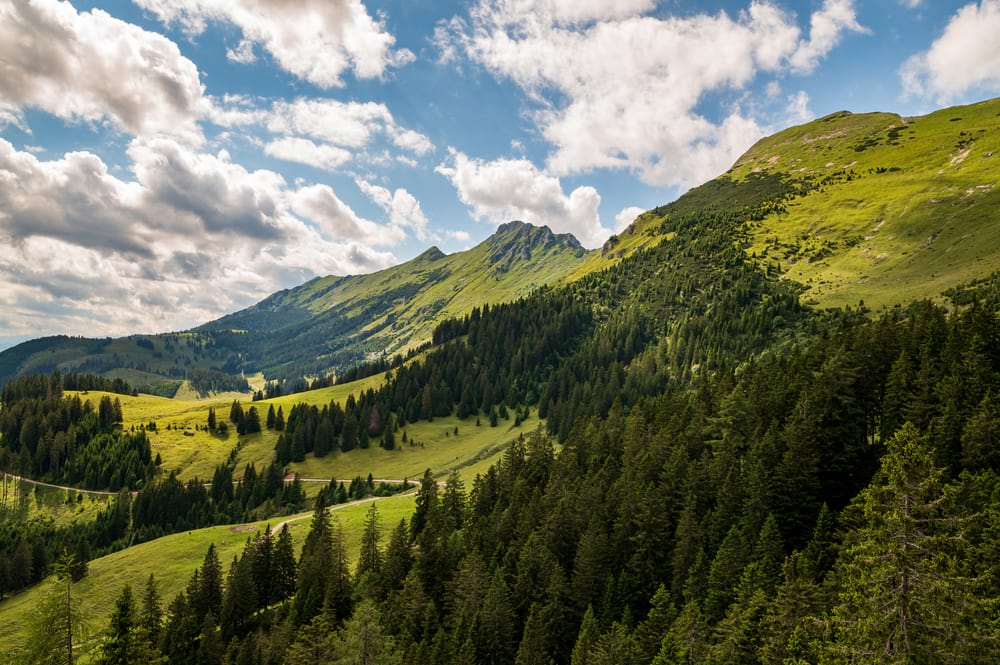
[0,221,589,393]
[3,97,1000,394]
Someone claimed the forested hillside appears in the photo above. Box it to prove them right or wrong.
[3,99,1000,664]
[0,221,587,393]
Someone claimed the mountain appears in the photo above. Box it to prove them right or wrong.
[577,97,1000,309]
[3,98,999,393]
[0,221,588,392]
[5,99,1000,663]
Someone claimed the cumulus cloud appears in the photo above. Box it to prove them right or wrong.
[0,0,207,140]
[789,0,868,74]
[614,206,646,233]
[292,184,403,245]
[784,90,814,125]
[436,149,610,248]
[0,137,398,337]
[213,97,434,169]
[445,229,472,243]
[265,137,353,171]
[440,0,865,188]
[901,0,1000,102]
[355,179,432,241]
[135,0,414,88]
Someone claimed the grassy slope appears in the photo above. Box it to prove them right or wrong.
[0,475,111,528]
[207,223,590,367]
[564,98,1000,311]
[0,493,416,663]
[286,412,545,483]
[730,99,1000,309]
[74,366,535,486]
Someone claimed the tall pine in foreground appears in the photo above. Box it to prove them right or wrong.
[823,423,999,664]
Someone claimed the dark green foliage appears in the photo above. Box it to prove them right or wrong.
[0,380,154,490]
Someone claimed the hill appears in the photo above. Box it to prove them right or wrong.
[2,97,1000,664]
[575,97,1000,309]
[0,221,587,392]
[197,220,587,378]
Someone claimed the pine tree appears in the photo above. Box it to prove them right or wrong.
[24,554,87,665]
[357,503,383,583]
[220,552,257,642]
[294,500,332,626]
[381,519,413,594]
[824,423,995,664]
[334,600,402,665]
[96,584,160,665]
[193,544,223,624]
[139,574,163,651]
[324,524,354,624]
[274,523,298,601]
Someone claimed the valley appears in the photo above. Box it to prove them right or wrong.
[2,96,1000,664]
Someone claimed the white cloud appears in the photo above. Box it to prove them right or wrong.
[436,149,610,248]
[445,229,472,243]
[784,90,813,125]
[134,0,413,88]
[614,206,646,233]
[226,37,257,64]
[355,179,432,241]
[789,0,868,74]
[264,99,393,148]
[0,138,399,337]
[0,0,207,140]
[390,126,435,156]
[265,137,353,171]
[213,97,433,167]
[292,184,403,245]
[441,0,865,188]
[901,0,1000,102]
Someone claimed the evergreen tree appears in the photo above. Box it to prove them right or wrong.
[140,574,163,651]
[381,519,413,594]
[23,553,87,665]
[96,584,161,665]
[274,523,298,602]
[824,423,996,664]
[193,544,223,624]
[220,552,257,642]
[356,503,383,584]
[294,500,332,626]
[334,600,402,665]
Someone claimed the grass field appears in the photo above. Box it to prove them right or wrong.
[0,475,112,527]
[0,492,416,663]
[67,369,539,488]
[286,412,545,483]
[729,98,1000,310]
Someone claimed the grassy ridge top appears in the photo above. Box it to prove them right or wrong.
[576,98,1000,310]
[198,221,589,377]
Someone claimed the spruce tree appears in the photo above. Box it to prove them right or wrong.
[824,423,995,664]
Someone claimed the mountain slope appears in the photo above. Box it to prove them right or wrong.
[197,220,587,378]
[0,222,588,390]
[573,97,1000,309]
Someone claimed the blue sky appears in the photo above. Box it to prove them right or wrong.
[1,0,999,348]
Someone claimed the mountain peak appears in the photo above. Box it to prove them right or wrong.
[485,220,584,273]
[416,246,446,261]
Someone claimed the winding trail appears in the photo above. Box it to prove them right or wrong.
[3,473,118,496]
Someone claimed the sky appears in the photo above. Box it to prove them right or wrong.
[1,0,1000,349]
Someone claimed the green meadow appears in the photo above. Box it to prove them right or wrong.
[0,492,416,663]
